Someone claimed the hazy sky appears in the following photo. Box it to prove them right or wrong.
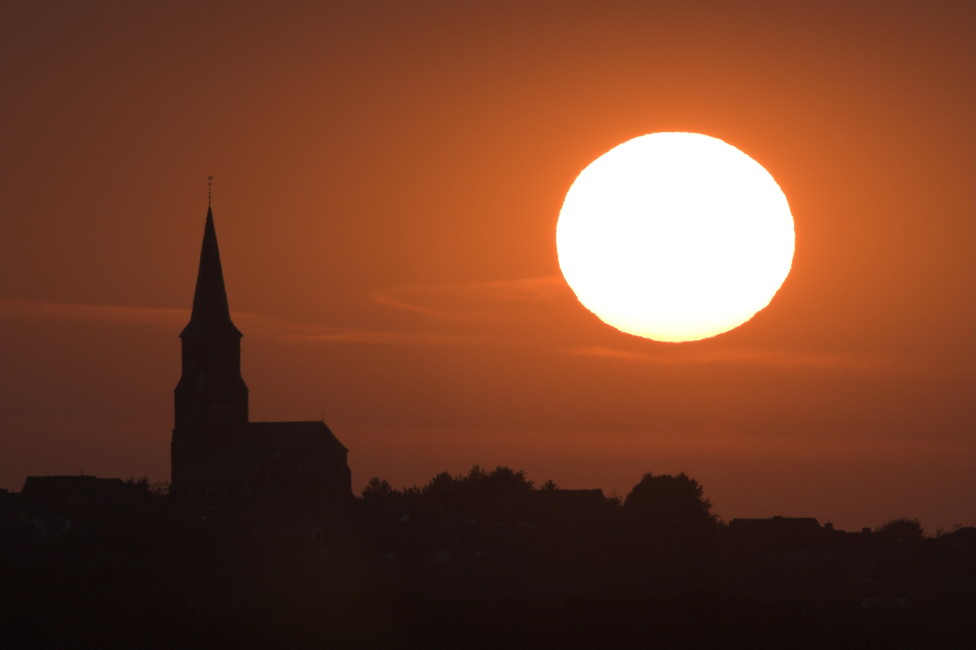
[1,0,973,532]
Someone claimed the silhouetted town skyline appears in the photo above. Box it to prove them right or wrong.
[2,205,974,648]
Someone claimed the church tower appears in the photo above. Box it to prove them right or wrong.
[172,206,249,481]
[170,198,351,527]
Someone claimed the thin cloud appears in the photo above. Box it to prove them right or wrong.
[370,279,887,370]
[0,299,185,326]
[370,293,452,319]
[232,312,481,346]
[293,330,482,345]
[566,345,650,363]
[371,275,571,322]
[0,296,886,367]
[565,344,886,370]
[0,299,474,346]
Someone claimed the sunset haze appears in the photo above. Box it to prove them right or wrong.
[1,0,974,533]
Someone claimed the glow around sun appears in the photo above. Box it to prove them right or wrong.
[556,132,795,342]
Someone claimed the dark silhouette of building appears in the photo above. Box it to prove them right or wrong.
[171,206,352,522]
[728,516,828,543]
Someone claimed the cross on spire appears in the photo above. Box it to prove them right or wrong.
[207,176,214,208]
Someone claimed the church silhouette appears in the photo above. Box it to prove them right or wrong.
[170,205,352,521]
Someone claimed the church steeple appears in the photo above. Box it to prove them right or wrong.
[172,205,249,480]
[180,206,241,338]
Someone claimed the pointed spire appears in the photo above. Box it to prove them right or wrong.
[181,206,241,338]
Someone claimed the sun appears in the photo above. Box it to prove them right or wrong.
[556,132,795,342]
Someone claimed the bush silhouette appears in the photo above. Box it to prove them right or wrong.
[623,472,715,526]
[876,516,925,542]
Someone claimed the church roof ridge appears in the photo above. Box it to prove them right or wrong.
[246,420,348,452]
[248,419,333,425]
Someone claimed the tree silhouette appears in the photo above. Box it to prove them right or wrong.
[623,472,715,526]
[418,465,534,504]
[876,517,925,542]
[361,477,397,505]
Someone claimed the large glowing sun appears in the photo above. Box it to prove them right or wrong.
[556,132,795,342]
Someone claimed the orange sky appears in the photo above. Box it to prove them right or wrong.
[1,0,973,532]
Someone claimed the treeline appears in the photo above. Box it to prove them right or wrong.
[356,466,720,561]
[2,467,973,649]
[359,465,716,526]
[349,466,972,648]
